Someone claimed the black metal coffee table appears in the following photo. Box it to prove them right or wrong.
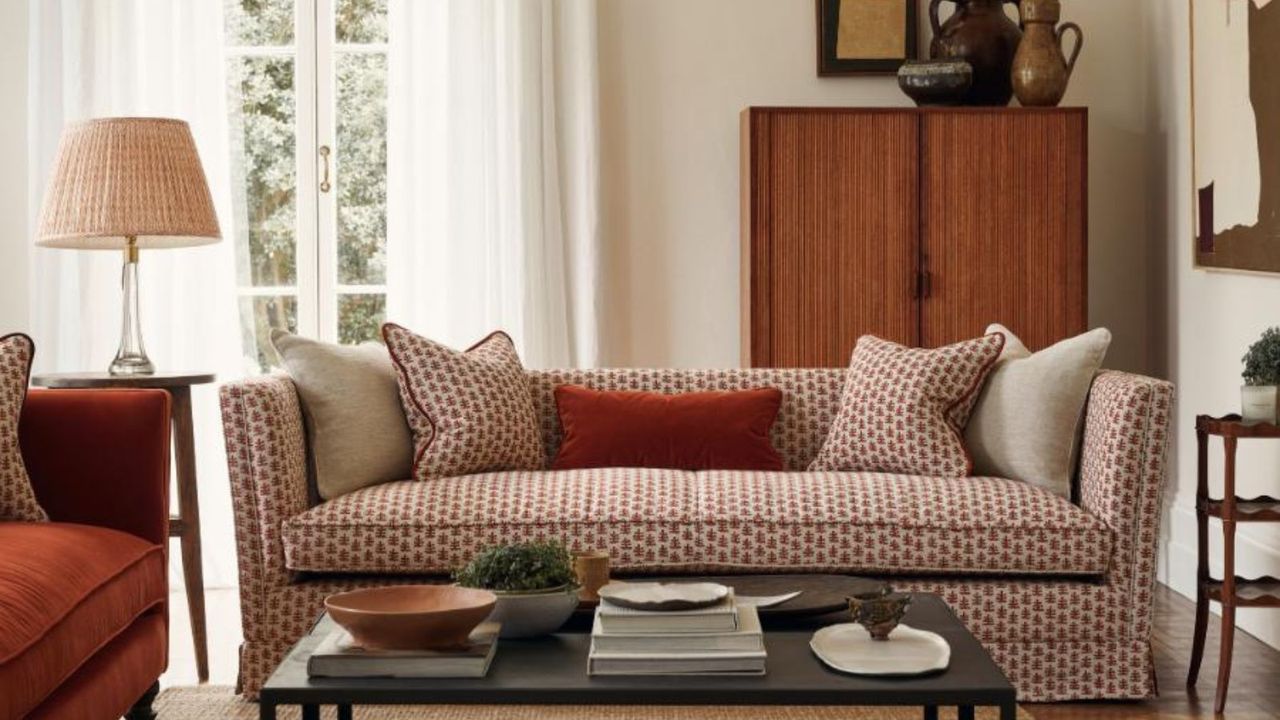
[259,592,1016,720]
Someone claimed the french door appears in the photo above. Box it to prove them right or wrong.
[224,0,389,370]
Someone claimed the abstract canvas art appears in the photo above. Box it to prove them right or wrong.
[817,0,918,75]
[1193,0,1280,272]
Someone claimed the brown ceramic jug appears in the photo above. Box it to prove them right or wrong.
[1011,0,1082,106]
[929,0,1023,106]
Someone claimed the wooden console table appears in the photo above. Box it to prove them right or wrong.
[1187,414,1280,714]
[32,371,216,683]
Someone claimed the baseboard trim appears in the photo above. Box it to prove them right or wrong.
[1161,502,1280,649]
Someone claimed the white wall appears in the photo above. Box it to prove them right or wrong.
[1148,0,1280,650]
[0,0,28,332]
[597,0,1155,373]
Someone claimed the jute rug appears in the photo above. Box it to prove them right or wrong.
[156,687,1033,719]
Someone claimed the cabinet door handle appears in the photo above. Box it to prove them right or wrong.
[916,270,932,299]
[319,145,332,193]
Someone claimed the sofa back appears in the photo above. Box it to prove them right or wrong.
[526,368,848,471]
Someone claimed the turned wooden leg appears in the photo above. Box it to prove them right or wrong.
[1188,428,1211,688]
[1215,604,1236,714]
[125,681,159,720]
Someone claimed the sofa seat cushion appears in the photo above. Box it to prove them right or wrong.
[282,469,701,574]
[283,470,1110,577]
[696,472,1111,576]
[0,523,165,719]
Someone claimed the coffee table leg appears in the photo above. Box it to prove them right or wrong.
[338,704,353,720]
[922,707,938,720]
[958,706,975,720]
[1001,701,1017,720]
[301,705,320,720]
[258,703,276,720]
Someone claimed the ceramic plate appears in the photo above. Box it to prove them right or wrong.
[598,581,730,611]
[810,623,951,677]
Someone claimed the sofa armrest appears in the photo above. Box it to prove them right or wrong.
[19,388,171,546]
[1078,370,1173,635]
[220,374,309,590]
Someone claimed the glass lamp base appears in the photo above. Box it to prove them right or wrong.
[109,352,155,376]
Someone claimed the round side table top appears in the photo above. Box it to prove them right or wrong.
[31,372,217,389]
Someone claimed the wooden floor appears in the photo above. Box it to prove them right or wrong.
[166,584,1279,718]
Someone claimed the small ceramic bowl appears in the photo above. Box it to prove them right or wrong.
[897,60,974,106]
[487,584,581,639]
[324,585,497,650]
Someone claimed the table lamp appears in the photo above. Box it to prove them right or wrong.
[35,117,222,375]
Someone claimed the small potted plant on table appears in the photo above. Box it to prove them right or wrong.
[455,540,580,639]
[1242,327,1280,424]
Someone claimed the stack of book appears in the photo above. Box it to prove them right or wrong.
[587,592,766,676]
[308,622,500,678]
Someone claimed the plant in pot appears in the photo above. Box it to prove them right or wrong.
[1242,327,1280,424]
[455,540,579,639]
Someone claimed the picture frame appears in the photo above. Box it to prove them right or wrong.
[1191,0,1280,274]
[816,0,919,76]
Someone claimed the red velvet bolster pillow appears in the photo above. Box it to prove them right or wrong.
[551,385,785,471]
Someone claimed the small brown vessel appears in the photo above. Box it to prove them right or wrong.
[929,0,1023,106]
[1012,0,1083,107]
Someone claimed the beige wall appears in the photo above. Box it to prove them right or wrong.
[597,0,1155,372]
[0,0,28,333]
[1147,0,1280,649]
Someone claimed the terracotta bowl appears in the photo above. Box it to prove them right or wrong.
[324,585,497,650]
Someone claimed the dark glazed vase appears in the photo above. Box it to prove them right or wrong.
[929,0,1024,106]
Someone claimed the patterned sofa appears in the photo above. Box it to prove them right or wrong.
[221,367,1172,701]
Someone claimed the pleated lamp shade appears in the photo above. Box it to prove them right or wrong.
[35,117,221,249]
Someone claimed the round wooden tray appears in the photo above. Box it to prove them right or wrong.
[578,573,885,618]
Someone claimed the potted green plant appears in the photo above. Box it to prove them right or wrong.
[1242,327,1280,424]
[455,540,579,638]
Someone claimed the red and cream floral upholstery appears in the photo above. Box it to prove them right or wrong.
[281,471,1109,576]
[221,367,1172,702]
[1,333,46,522]
[383,325,543,479]
[810,334,1004,476]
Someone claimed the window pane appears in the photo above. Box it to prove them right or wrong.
[227,55,298,287]
[239,295,298,370]
[336,0,388,44]
[335,52,387,286]
[225,0,294,46]
[338,294,386,345]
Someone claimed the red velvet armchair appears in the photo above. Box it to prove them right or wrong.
[1,389,171,720]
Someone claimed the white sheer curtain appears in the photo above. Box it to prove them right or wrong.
[386,0,601,368]
[28,1,243,589]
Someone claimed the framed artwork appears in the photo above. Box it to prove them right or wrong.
[1193,0,1280,273]
[816,0,918,76]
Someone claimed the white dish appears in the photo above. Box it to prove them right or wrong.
[810,623,951,677]
[598,581,730,611]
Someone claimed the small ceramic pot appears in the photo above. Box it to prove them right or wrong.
[848,587,912,641]
[897,60,974,107]
[486,584,580,639]
[1242,385,1280,424]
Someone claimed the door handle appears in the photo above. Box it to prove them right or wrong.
[319,145,332,193]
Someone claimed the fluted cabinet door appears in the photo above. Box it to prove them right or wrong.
[919,110,1087,349]
[741,109,920,367]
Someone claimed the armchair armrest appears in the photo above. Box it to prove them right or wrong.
[18,388,171,546]
[1078,370,1173,637]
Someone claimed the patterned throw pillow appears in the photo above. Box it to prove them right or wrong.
[809,334,1005,477]
[1,333,47,521]
[382,324,544,480]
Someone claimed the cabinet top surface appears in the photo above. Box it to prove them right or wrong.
[742,106,1088,115]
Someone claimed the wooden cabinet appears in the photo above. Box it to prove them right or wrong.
[741,107,1087,368]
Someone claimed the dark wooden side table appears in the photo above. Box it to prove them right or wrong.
[1187,414,1280,714]
[32,371,216,683]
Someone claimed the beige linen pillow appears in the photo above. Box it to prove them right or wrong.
[964,323,1111,498]
[271,330,413,500]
